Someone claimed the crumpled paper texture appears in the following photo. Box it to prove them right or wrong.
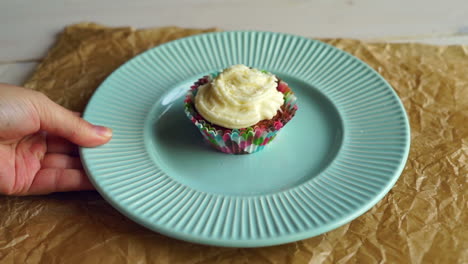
[1,23,467,264]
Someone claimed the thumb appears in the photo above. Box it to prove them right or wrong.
[33,93,112,147]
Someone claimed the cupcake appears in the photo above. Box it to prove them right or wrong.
[184,64,298,154]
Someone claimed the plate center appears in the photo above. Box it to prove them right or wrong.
[145,74,343,195]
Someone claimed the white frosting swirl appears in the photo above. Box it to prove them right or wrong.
[194,65,284,129]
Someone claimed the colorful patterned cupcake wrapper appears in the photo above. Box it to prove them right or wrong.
[184,74,298,154]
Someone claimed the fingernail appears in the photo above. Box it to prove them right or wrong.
[93,125,112,138]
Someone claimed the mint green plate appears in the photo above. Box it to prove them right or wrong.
[80,31,410,247]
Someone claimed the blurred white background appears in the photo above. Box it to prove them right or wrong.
[1,0,467,84]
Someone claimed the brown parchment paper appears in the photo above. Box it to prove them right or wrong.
[1,23,467,264]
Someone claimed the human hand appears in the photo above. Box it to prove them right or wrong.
[0,84,112,195]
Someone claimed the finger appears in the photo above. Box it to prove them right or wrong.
[27,168,94,195]
[46,134,79,155]
[41,153,83,169]
[32,93,112,147]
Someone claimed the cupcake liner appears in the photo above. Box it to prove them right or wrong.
[184,73,298,154]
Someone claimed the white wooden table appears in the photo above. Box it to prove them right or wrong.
[1,0,467,85]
